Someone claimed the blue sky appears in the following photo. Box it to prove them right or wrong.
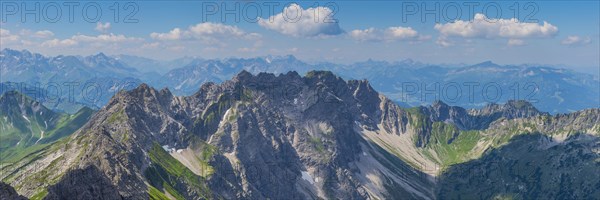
[1,1,599,73]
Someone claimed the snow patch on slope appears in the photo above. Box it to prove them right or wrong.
[301,171,315,184]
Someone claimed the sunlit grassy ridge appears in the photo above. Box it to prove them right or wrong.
[0,92,94,163]
[146,143,212,200]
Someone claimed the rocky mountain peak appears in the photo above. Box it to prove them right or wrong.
[306,70,339,81]
[0,48,45,63]
[348,79,380,116]
[2,70,599,200]
[89,52,110,60]
[503,99,536,110]
[0,90,48,113]
[424,100,457,122]
[0,90,26,102]
[502,100,544,118]
[1,48,31,57]
[431,100,449,109]
[473,60,499,67]
[112,83,177,109]
[0,48,20,56]
[414,99,548,133]
[232,70,253,82]
[158,87,173,98]
[124,83,155,99]
[82,52,138,74]
[476,100,545,119]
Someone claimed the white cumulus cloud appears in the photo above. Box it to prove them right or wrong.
[41,33,142,48]
[41,38,77,47]
[95,22,111,32]
[151,28,182,40]
[349,26,427,42]
[33,30,55,38]
[72,33,142,43]
[0,29,20,44]
[434,13,558,46]
[258,4,343,37]
[561,36,591,46]
[150,22,260,43]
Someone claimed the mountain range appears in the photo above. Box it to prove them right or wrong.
[2,48,598,114]
[1,71,598,199]
[0,49,143,111]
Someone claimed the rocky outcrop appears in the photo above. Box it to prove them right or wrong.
[2,70,598,200]
[44,166,124,200]
[437,133,600,199]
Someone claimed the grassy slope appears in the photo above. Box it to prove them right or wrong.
[436,133,600,199]
[404,107,599,171]
[0,107,93,164]
[145,143,212,200]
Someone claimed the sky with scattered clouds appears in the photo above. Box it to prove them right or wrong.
[1,1,598,73]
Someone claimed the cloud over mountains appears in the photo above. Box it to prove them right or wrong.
[258,3,344,37]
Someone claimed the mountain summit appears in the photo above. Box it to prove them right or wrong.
[2,71,599,199]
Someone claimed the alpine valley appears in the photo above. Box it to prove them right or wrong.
[1,69,599,199]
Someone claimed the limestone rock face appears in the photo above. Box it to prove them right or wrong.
[1,70,598,200]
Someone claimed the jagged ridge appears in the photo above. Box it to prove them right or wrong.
[1,70,598,199]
